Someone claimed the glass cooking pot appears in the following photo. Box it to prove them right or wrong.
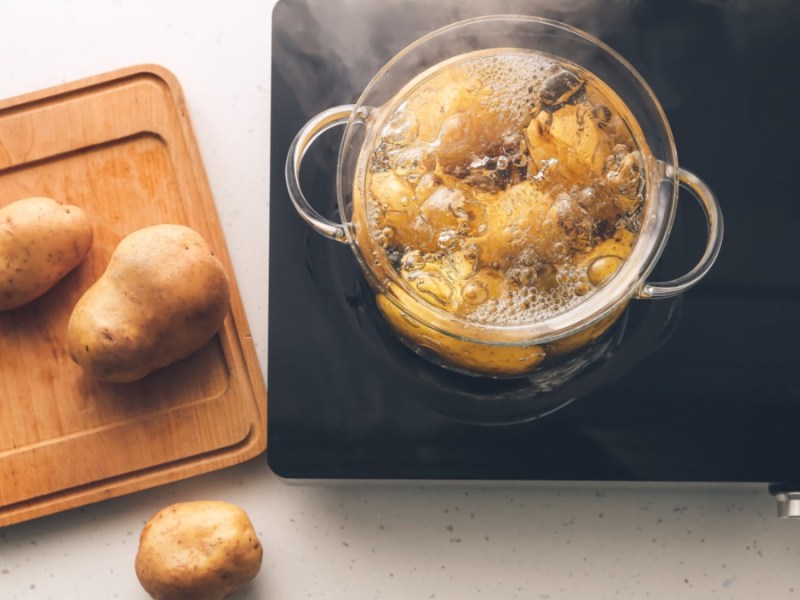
[285,15,723,378]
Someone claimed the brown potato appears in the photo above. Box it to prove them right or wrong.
[472,181,552,267]
[545,303,627,358]
[135,501,263,600]
[67,224,230,382]
[377,287,546,377]
[526,103,613,183]
[0,196,92,311]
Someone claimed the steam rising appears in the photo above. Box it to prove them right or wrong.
[273,0,637,115]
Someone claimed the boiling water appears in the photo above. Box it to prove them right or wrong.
[356,49,645,326]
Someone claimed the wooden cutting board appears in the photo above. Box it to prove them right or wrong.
[0,65,267,526]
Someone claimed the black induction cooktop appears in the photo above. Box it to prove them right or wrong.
[267,0,800,483]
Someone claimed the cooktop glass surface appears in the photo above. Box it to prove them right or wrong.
[268,0,800,482]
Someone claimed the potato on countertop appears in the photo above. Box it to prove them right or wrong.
[0,196,93,311]
[67,224,230,382]
[135,501,263,600]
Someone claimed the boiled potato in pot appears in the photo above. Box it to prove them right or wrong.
[135,501,263,600]
[67,224,230,382]
[0,196,93,311]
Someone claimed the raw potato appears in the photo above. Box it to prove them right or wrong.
[135,501,263,600]
[0,196,93,310]
[67,224,230,382]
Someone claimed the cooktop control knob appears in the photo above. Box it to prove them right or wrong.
[769,484,800,518]
[775,492,800,519]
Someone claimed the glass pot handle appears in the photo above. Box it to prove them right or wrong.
[285,104,356,244]
[637,166,724,299]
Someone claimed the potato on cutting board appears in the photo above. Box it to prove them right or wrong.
[67,224,231,382]
[0,196,93,311]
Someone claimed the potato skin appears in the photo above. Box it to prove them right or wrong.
[0,196,93,310]
[135,501,263,600]
[67,224,230,382]
[376,291,547,377]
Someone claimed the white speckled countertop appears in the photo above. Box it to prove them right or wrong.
[1,1,798,599]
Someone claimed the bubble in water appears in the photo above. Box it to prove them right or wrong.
[605,146,643,198]
[420,187,464,225]
[444,246,479,280]
[575,282,590,296]
[406,268,454,306]
[507,265,537,286]
[437,229,459,250]
[550,193,594,252]
[462,280,488,305]
[382,106,419,146]
[386,145,435,177]
[465,77,484,94]
[575,185,621,239]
